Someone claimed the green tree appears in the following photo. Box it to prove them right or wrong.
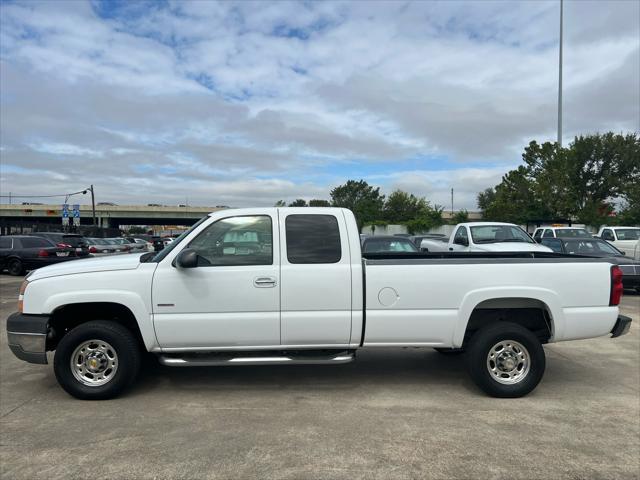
[451,209,469,224]
[382,190,430,223]
[288,199,308,207]
[330,179,385,230]
[523,133,640,225]
[309,199,331,207]
[486,166,551,224]
[274,200,286,207]
[477,188,496,219]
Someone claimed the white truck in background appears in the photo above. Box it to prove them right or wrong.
[420,222,553,253]
[7,208,630,400]
[597,226,640,257]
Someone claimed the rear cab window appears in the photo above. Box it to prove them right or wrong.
[285,214,341,264]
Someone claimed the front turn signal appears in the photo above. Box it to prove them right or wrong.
[18,279,29,313]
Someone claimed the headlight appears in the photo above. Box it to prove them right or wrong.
[18,279,29,313]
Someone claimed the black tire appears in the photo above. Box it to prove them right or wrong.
[54,321,141,400]
[434,347,465,355]
[466,322,545,398]
[7,258,24,276]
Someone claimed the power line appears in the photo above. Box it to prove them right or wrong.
[0,189,89,199]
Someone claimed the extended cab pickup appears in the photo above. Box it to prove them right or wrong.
[7,208,631,400]
[420,222,553,253]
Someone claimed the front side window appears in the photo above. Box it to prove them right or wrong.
[601,229,615,241]
[533,229,543,240]
[453,227,469,245]
[542,229,555,238]
[286,214,341,264]
[187,215,273,266]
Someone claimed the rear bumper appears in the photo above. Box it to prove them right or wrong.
[610,315,632,338]
[6,312,50,364]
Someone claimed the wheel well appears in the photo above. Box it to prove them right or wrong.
[463,298,553,346]
[47,302,145,351]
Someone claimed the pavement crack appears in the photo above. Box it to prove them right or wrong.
[0,397,36,419]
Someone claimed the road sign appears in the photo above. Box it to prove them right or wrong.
[72,204,80,226]
[62,204,69,227]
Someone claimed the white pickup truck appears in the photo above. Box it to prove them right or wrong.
[7,208,631,400]
[420,222,553,253]
[597,226,640,257]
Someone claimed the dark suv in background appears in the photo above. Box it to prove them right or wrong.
[28,233,90,257]
[0,236,78,275]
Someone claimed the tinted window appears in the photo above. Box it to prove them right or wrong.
[0,237,11,248]
[21,237,53,248]
[286,214,341,264]
[453,227,469,245]
[601,229,615,241]
[541,238,563,253]
[188,215,273,266]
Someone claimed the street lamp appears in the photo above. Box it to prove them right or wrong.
[65,185,96,227]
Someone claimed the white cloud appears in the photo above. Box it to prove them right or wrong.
[0,0,638,209]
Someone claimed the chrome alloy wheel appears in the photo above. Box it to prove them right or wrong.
[486,340,530,385]
[70,339,119,387]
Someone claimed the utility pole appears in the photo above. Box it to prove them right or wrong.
[557,0,563,147]
[90,184,96,227]
[451,188,454,217]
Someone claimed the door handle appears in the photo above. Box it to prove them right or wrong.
[254,276,277,288]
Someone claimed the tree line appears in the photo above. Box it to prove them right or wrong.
[276,132,639,232]
[478,132,639,226]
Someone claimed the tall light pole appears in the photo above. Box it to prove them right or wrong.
[557,0,564,147]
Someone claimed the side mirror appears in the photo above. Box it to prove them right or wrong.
[455,238,469,247]
[175,248,198,268]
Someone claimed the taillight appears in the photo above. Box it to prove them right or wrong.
[89,246,97,253]
[57,242,72,248]
[38,249,49,257]
[610,265,624,306]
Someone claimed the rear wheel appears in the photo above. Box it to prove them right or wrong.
[7,258,24,276]
[466,322,545,398]
[54,321,141,400]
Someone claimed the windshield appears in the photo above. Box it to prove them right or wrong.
[470,225,533,244]
[363,238,418,253]
[615,228,640,241]
[562,239,623,256]
[150,216,209,262]
[555,228,591,238]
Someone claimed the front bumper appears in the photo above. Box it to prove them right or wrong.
[610,315,632,338]
[6,312,50,364]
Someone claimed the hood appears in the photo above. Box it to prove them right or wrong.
[474,243,553,253]
[27,253,145,281]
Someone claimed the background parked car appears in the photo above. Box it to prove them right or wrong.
[541,237,640,292]
[105,238,133,253]
[85,238,120,255]
[597,226,640,257]
[409,234,447,251]
[361,235,419,253]
[532,226,592,242]
[122,237,151,252]
[28,232,90,257]
[0,235,77,275]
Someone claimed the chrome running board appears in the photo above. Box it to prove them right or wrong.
[158,351,355,367]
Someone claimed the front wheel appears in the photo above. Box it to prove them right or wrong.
[466,322,545,398]
[54,321,141,400]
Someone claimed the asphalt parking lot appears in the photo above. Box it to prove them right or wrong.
[0,275,638,480]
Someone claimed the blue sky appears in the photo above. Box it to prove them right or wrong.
[1,0,638,208]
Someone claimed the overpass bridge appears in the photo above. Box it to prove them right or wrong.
[0,204,225,234]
